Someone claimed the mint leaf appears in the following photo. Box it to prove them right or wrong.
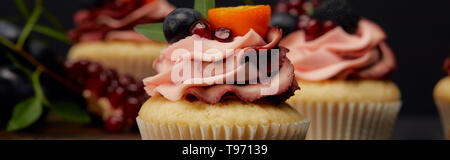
[194,0,215,19]
[134,23,166,42]
[50,101,91,123]
[31,69,49,106]
[6,97,43,131]
[33,25,70,44]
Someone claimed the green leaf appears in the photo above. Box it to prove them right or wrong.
[33,25,70,44]
[16,0,43,49]
[6,97,43,131]
[194,0,215,19]
[134,23,166,42]
[31,69,49,106]
[243,0,255,5]
[50,101,91,123]
[14,0,29,19]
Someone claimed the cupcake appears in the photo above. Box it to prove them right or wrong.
[64,0,174,132]
[434,58,450,139]
[67,0,174,80]
[273,0,401,140]
[136,5,310,140]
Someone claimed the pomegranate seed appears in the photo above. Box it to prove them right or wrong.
[322,20,337,33]
[123,97,140,119]
[288,0,303,10]
[214,28,233,42]
[85,72,109,97]
[87,62,103,76]
[65,60,90,85]
[108,86,126,108]
[298,14,311,29]
[274,3,288,13]
[119,75,135,86]
[189,20,212,39]
[304,19,322,41]
[105,115,125,133]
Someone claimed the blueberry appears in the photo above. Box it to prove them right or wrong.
[270,13,299,37]
[163,8,204,44]
[0,21,21,42]
[0,65,34,127]
[313,0,360,34]
[26,39,64,73]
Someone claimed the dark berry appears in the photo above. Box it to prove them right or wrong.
[313,0,360,33]
[0,21,21,42]
[105,115,125,133]
[189,20,212,39]
[271,13,299,37]
[213,28,233,42]
[163,8,204,43]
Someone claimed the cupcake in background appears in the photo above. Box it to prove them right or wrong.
[137,6,310,140]
[434,58,450,139]
[64,0,174,132]
[273,0,401,140]
[67,0,174,80]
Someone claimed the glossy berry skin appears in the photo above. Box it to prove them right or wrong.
[163,8,204,43]
[304,19,322,41]
[105,115,125,133]
[213,28,233,42]
[0,21,21,42]
[189,20,212,39]
[270,13,299,37]
[313,0,360,33]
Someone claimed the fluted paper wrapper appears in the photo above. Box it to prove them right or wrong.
[435,100,450,139]
[288,101,401,140]
[136,117,310,140]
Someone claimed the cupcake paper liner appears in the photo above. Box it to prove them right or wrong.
[435,100,450,139]
[288,101,401,140]
[136,117,310,140]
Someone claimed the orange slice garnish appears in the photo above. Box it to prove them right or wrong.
[208,5,271,37]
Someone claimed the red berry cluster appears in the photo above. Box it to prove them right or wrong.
[64,60,148,132]
[189,20,233,42]
[274,0,336,41]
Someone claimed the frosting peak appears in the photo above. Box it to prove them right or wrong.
[280,19,396,81]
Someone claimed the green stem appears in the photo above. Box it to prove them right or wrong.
[16,0,43,50]
[33,25,70,44]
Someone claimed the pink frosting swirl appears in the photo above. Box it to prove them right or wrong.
[280,19,396,81]
[69,0,174,43]
[143,28,299,105]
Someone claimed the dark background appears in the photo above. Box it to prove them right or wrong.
[1,0,449,139]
